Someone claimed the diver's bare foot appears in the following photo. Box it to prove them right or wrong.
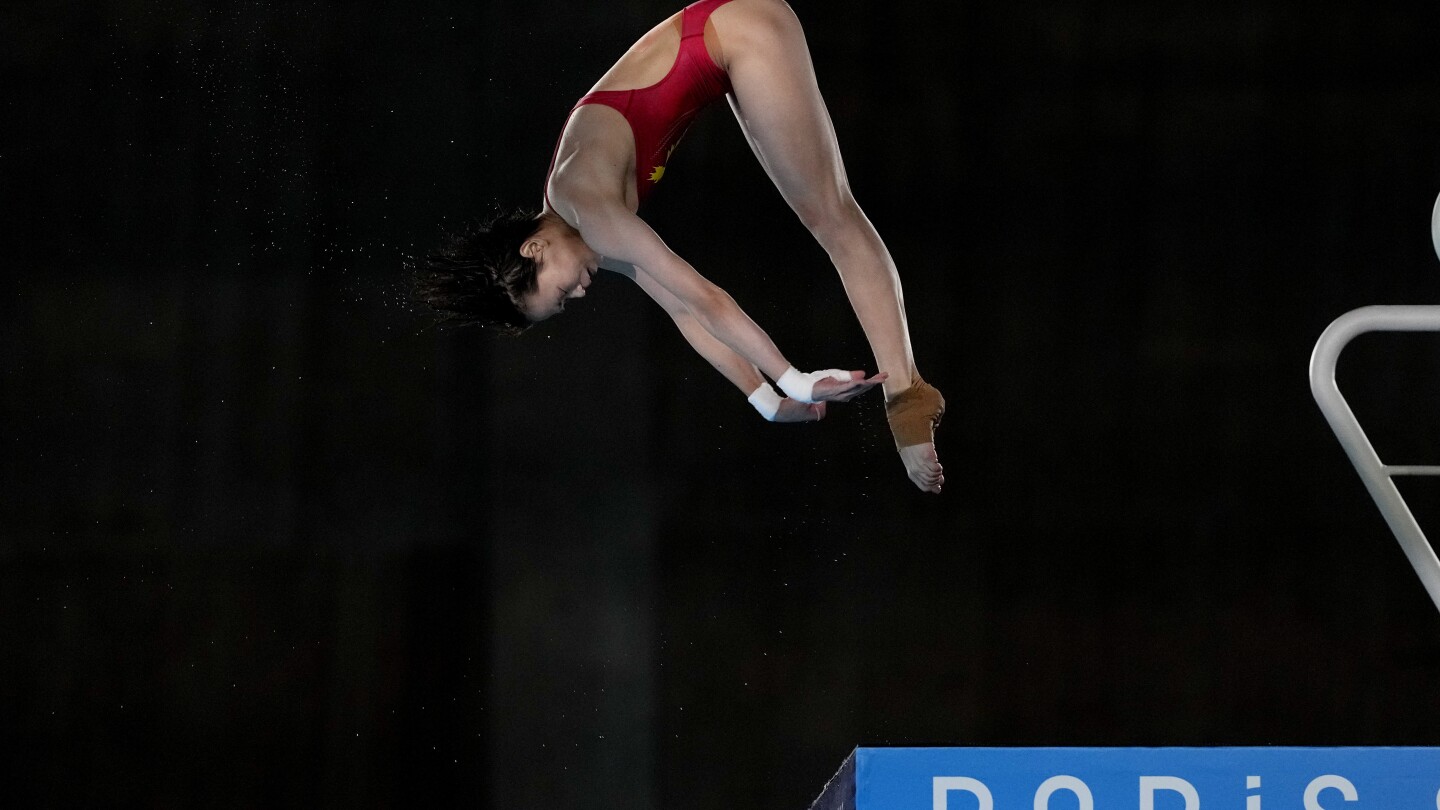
[899,441,944,494]
[885,377,946,494]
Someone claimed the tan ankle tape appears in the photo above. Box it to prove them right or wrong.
[885,378,945,448]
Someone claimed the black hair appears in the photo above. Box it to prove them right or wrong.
[410,207,542,335]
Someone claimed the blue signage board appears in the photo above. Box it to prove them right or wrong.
[814,747,1440,810]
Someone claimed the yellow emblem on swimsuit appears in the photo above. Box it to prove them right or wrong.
[649,143,679,184]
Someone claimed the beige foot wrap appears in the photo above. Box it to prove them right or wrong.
[886,377,945,449]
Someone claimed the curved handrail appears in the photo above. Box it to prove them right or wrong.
[1431,191,1440,263]
[1309,305,1440,616]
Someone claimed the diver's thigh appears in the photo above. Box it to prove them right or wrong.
[713,0,852,201]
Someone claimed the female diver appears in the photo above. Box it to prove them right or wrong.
[416,0,946,493]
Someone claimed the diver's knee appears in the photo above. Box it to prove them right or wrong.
[794,192,865,246]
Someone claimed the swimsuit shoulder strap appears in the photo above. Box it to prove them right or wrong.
[680,0,734,39]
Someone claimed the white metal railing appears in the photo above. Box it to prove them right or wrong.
[1309,305,1440,616]
[1432,192,1440,263]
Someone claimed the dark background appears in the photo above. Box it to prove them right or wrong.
[4,0,1440,806]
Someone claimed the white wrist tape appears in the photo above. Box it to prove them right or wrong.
[775,366,851,403]
[747,382,783,421]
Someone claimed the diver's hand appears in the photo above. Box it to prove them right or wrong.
[776,367,888,403]
[809,370,888,403]
[773,398,827,423]
[748,382,827,422]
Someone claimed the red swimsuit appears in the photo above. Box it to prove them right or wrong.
[547,0,735,207]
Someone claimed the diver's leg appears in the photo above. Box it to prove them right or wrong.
[711,0,944,492]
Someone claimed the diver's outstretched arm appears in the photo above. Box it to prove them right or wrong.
[577,200,884,405]
[606,258,824,422]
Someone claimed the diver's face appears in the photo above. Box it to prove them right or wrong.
[519,226,601,321]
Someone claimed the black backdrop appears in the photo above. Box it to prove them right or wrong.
[5,0,1440,806]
